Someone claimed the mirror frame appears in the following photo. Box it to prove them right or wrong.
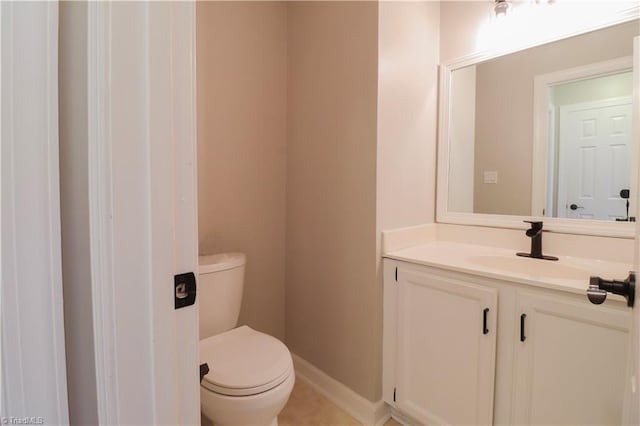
[437,7,640,238]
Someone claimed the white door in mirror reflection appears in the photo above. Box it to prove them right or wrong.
[557,97,632,220]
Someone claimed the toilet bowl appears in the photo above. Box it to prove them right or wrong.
[200,326,294,426]
[199,253,294,425]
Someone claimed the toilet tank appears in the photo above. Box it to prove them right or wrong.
[198,253,246,339]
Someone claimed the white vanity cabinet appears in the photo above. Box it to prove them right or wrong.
[511,292,629,425]
[383,258,631,426]
[385,261,498,425]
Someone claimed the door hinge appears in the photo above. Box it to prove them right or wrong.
[393,387,396,402]
[395,267,398,282]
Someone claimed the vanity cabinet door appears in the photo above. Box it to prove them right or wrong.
[511,292,630,425]
[395,267,498,426]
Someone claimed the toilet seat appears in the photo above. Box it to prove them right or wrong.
[200,325,293,397]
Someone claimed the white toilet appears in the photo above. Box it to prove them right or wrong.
[198,253,294,426]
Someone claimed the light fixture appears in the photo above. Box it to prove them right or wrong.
[494,0,510,17]
[494,0,556,17]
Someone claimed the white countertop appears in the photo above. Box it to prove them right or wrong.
[384,240,632,298]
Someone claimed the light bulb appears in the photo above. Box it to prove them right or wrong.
[494,0,510,17]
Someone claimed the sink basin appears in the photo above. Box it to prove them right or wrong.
[467,255,590,280]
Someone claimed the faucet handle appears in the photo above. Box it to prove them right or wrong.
[523,220,544,238]
[523,220,543,229]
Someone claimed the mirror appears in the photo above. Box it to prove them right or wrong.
[443,19,639,228]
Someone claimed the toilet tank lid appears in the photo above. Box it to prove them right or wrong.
[198,253,246,274]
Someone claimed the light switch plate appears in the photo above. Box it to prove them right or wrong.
[483,171,498,184]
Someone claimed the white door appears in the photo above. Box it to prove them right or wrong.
[557,97,632,220]
[622,36,640,425]
[395,267,497,426]
[1,2,69,422]
[87,2,199,424]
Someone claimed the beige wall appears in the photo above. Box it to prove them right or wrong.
[196,2,288,340]
[286,1,380,401]
[440,1,493,63]
[377,1,440,231]
[196,1,385,401]
[473,21,638,215]
[58,2,99,424]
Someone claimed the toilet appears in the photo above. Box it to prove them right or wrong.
[198,253,294,426]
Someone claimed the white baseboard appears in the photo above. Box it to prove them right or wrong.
[291,353,391,426]
[389,407,416,426]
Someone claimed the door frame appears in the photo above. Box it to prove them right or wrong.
[531,56,633,218]
[87,2,199,424]
[622,35,640,426]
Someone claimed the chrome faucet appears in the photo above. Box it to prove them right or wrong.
[516,221,558,261]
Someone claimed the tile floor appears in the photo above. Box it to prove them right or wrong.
[279,379,402,426]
